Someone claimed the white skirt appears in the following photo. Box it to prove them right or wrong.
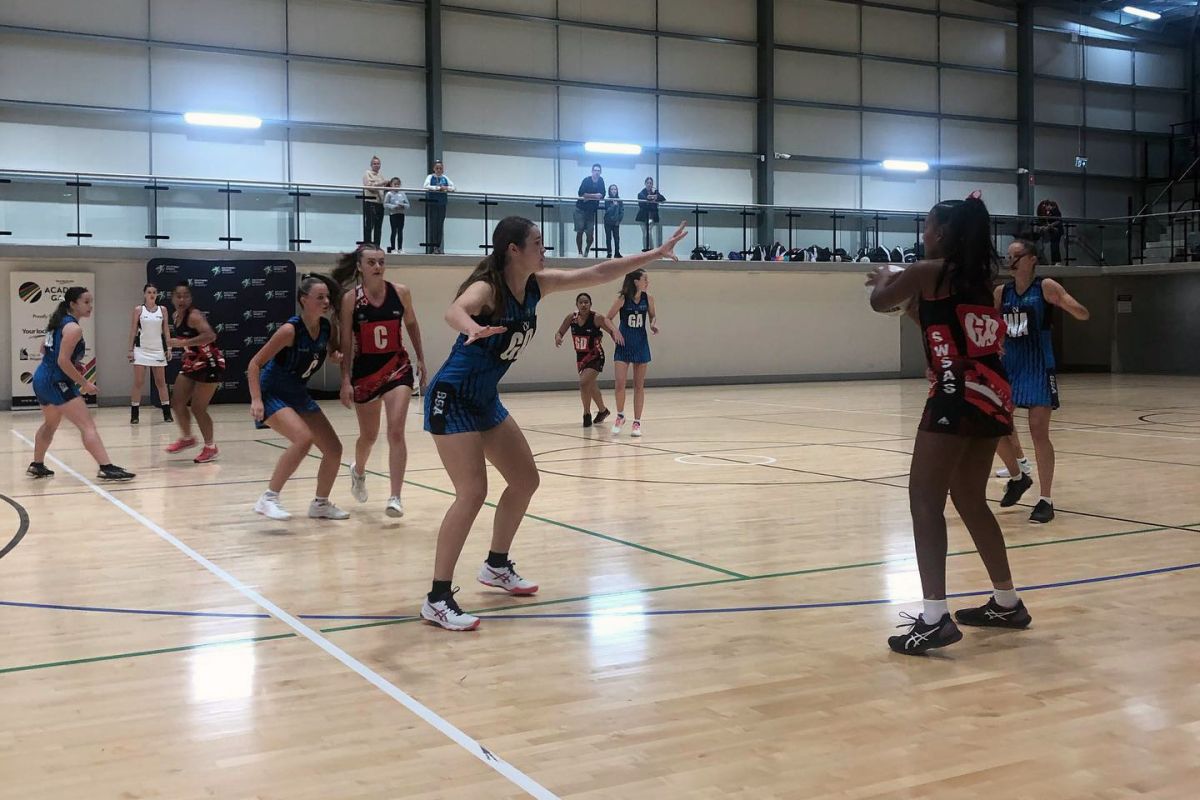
[133,346,168,367]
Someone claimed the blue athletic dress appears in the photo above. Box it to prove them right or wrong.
[33,315,84,406]
[613,292,651,364]
[1000,278,1059,410]
[256,315,331,428]
[424,274,540,435]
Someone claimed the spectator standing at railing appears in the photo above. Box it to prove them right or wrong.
[636,177,666,252]
[383,177,410,254]
[1035,198,1063,265]
[361,155,387,248]
[575,163,607,257]
[604,184,624,258]
[423,160,455,254]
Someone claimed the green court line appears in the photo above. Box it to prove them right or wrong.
[255,439,747,579]
[0,632,296,675]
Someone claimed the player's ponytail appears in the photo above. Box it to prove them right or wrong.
[457,216,535,322]
[928,194,998,303]
[47,286,88,332]
[331,244,381,288]
[618,269,645,302]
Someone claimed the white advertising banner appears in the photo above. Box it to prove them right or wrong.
[10,272,97,409]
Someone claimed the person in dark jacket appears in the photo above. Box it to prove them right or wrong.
[575,163,606,257]
[636,177,666,252]
[1035,199,1063,265]
[604,184,624,258]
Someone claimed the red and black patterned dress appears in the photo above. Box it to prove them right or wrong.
[569,311,605,374]
[175,306,225,383]
[350,282,413,403]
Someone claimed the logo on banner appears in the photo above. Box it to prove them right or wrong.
[18,282,42,303]
[213,322,240,334]
[265,290,290,301]
[262,264,290,275]
[213,290,239,303]
[188,277,209,288]
[243,310,268,321]
[241,278,267,288]
[19,372,32,384]
[211,266,237,276]
[243,334,269,346]
[266,321,284,333]
[155,264,180,276]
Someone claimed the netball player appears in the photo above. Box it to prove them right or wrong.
[995,238,1090,523]
[248,274,348,522]
[554,292,621,427]
[607,269,656,437]
[166,282,224,463]
[420,216,688,631]
[28,287,135,481]
[333,245,427,518]
[867,195,1030,655]
[127,283,172,424]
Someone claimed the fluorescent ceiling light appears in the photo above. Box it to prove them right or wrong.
[183,112,263,129]
[584,141,642,155]
[1121,6,1161,20]
[882,159,929,173]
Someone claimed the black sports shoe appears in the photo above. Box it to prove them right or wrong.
[583,412,593,428]
[161,404,173,423]
[593,408,611,426]
[954,598,1032,629]
[130,405,140,425]
[1029,500,1055,524]
[26,462,54,479]
[999,473,1033,507]
[888,612,962,655]
[98,464,136,481]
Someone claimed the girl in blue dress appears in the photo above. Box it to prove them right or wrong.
[606,269,657,437]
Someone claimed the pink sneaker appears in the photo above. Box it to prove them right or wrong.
[165,437,197,454]
[193,445,219,464]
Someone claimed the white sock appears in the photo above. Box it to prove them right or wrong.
[993,587,1020,608]
[1039,496,1053,506]
[131,402,140,407]
[921,599,949,624]
[263,490,279,500]
[1017,457,1032,475]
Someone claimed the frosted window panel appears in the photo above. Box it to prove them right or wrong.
[1033,80,1082,126]
[659,39,756,96]
[288,63,425,130]
[288,0,424,65]
[940,19,1016,70]
[659,160,754,205]
[862,113,937,163]
[1033,127,1080,172]
[558,0,655,28]
[1082,179,1136,217]
[1034,180,1082,218]
[150,0,285,51]
[940,0,1015,21]
[443,12,556,78]
[941,70,1016,120]
[775,164,861,209]
[1084,45,1132,85]
[0,34,149,109]
[659,97,756,152]
[939,173,1018,215]
[775,107,861,160]
[445,148,557,197]
[2,176,83,246]
[775,0,858,52]
[1086,133,1135,178]
[444,77,556,140]
[289,140,427,188]
[450,0,556,14]
[1134,47,1184,89]
[941,120,1017,169]
[862,61,937,113]
[1033,32,1079,79]
[659,0,756,40]
[776,51,860,105]
[1086,86,1132,131]
[558,88,656,144]
[0,0,147,37]
[0,118,149,174]
[150,129,287,182]
[862,8,936,61]
[862,173,936,213]
[1134,93,1184,134]
[156,181,231,249]
[151,49,286,118]
[558,28,655,89]
[78,181,152,247]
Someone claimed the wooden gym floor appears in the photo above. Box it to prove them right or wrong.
[2,375,1198,799]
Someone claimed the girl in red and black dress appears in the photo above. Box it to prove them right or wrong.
[868,194,1031,656]
[554,291,621,427]
[166,281,225,464]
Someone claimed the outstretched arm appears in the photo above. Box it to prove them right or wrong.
[445,281,508,343]
[1042,279,1090,321]
[536,222,688,296]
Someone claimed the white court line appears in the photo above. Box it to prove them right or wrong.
[717,399,1200,443]
[11,429,558,800]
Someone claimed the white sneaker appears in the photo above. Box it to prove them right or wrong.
[477,560,539,596]
[308,499,350,520]
[996,467,1011,478]
[386,496,404,518]
[611,415,626,436]
[349,464,368,503]
[254,493,291,520]
[421,590,480,631]
[631,421,642,437]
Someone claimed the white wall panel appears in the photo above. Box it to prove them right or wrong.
[288,0,424,65]
[1085,45,1132,85]
[559,28,655,89]
[0,118,149,174]
[0,34,149,110]
[443,11,556,78]
[446,147,557,196]
[151,0,285,51]
[775,0,858,53]
[862,8,936,61]
[659,39,756,96]
[775,164,861,209]
[1082,178,1136,218]
[862,61,937,113]
[290,139,426,187]
[1086,132,1135,178]
[1085,86,1132,131]
[1134,47,1185,89]
[288,63,425,130]
[940,19,1015,70]
[941,69,1016,119]
[1135,92,1184,134]
[1034,127,1080,173]
[659,0,755,40]
[558,0,655,28]
[660,160,754,205]
[151,128,287,182]
[940,120,1016,169]
[1033,32,1080,79]
[0,0,148,37]
[775,107,860,160]
[558,88,656,145]
[150,49,287,118]
[940,0,1015,21]
[659,97,755,152]
[1034,79,1082,126]
[939,171,1018,215]
[775,51,859,105]
[862,113,937,163]
[862,173,936,213]
[444,77,556,140]
[449,0,556,15]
